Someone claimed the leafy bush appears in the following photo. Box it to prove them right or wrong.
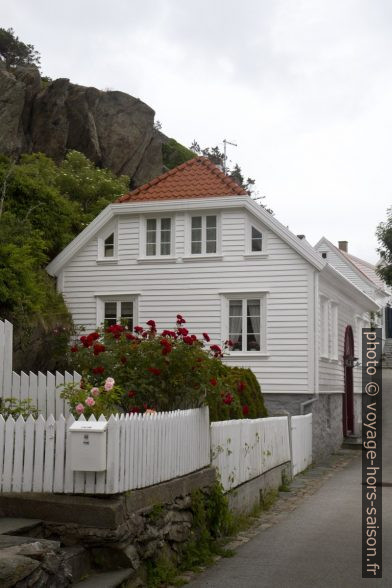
[0,397,38,419]
[63,315,267,420]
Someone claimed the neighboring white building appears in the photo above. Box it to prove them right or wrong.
[314,237,392,344]
[47,157,379,457]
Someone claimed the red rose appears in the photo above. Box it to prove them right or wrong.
[128,390,136,398]
[210,344,222,357]
[130,406,140,413]
[202,332,210,342]
[210,378,217,386]
[93,366,105,375]
[93,343,106,356]
[121,356,127,364]
[125,333,136,340]
[223,393,233,405]
[242,404,250,416]
[178,327,189,336]
[237,381,246,393]
[176,314,186,325]
[225,339,234,347]
[70,345,79,353]
[80,335,91,348]
[146,319,156,329]
[87,332,100,342]
[148,367,161,376]
[162,330,177,338]
[191,334,197,341]
[134,326,144,334]
[183,336,193,345]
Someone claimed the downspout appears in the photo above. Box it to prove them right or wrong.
[301,269,320,415]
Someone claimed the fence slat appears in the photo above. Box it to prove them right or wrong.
[32,415,45,492]
[64,415,75,493]
[55,372,65,420]
[12,416,25,492]
[0,415,5,490]
[53,415,65,493]
[22,415,35,492]
[2,416,15,492]
[2,321,13,397]
[43,415,56,492]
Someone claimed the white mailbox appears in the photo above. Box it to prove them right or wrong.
[69,421,108,471]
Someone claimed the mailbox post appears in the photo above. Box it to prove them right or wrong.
[69,421,108,471]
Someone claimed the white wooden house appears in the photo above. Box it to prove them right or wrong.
[315,237,392,344]
[47,157,379,458]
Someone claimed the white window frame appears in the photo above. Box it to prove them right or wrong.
[139,215,175,260]
[96,294,139,329]
[221,291,268,356]
[244,219,268,257]
[186,213,221,257]
[97,222,118,263]
[330,302,338,360]
[320,295,329,359]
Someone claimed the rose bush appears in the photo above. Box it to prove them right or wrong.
[62,315,267,420]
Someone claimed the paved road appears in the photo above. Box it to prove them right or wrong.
[189,369,392,588]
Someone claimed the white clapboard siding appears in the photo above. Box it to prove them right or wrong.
[211,416,291,492]
[0,407,210,494]
[291,413,313,476]
[0,320,80,418]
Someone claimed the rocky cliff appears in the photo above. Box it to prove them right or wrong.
[0,63,168,185]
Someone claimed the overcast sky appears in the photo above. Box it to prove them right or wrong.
[4,0,392,261]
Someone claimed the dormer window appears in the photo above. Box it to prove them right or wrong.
[104,233,114,257]
[251,227,263,252]
[146,218,172,256]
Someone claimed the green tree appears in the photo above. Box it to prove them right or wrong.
[56,150,130,222]
[376,207,392,286]
[0,27,41,68]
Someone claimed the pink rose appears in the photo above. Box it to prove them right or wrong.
[85,397,95,407]
[91,387,100,397]
[75,403,84,414]
[104,377,115,391]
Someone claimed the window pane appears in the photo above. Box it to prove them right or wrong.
[229,300,243,351]
[160,218,171,255]
[146,242,156,256]
[192,216,202,229]
[147,219,157,231]
[247,299,260,351]
[251,227,262,252]
[104,302,117,326]
[121,301,133,330]
[206,216,216,229]
[206,240,217,254]
[104,233,114,257]
[191,241,202,254]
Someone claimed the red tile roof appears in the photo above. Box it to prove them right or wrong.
[117,156,248,203]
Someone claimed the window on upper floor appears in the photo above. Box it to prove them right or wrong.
[146,217,172,256]
[97,225,118,262]
[320,296,329,358]
[191,215,217,255]
[104,233,115,257]
[251,226,263,252]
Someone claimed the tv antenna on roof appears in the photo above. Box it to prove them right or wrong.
[223,139,237,175]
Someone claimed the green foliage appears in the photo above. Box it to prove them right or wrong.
[376,206,392,287]
[0,151,130,371]
[162,139,196,170]
[0,27,41,69]
[0,397,38,419]
[56,150,130,222]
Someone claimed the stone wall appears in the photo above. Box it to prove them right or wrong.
[264,393,344,462]
[0,468,216,585]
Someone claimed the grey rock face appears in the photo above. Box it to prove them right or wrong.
[0,65,164,184]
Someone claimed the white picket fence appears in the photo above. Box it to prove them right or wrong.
[0,320,80,418]
[0,407,210,494]
[291,413,313,476]
[211,416,291,492]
